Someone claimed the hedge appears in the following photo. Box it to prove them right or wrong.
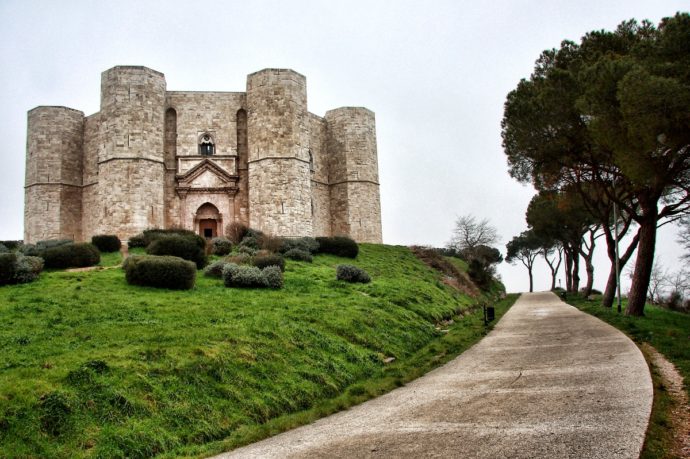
[210,237,232,256]
[146,235,207,269]
[253,253,285,272]
[0,253,17,285]
[336,264,371,283]
[42,243,101,269]
[91,235,121,253]
[283,248,313,262]
[316,236,359,258]
[222,264,283,289]
[124,255,196,290]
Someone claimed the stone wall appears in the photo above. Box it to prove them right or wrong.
[82,113,102,240]
[97,67,166,239]
[325,107,382,243]
[308,114,331,237]
[24,106,84,243]
[247,69,313,237]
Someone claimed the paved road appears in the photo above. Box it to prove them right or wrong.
[214,292,653,458]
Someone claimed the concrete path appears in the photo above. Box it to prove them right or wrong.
[214,292,653,458]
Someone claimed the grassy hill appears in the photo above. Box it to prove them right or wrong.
[0,244,514,458]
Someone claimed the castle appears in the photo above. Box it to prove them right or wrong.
[24,66,382,244]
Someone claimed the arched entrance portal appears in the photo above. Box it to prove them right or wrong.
[195,203,221,239]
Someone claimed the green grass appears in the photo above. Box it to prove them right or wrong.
[564,295,690,459]
[0,244,514,458]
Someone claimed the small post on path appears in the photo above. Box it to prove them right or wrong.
[483,303,487,326]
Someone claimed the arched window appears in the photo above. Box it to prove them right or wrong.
[199,134,215,156]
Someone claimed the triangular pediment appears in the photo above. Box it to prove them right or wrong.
[177,159,237,188]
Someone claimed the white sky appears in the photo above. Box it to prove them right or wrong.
[0,0,687,293]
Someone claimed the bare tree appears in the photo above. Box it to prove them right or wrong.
[448,215,499,255]
[628,260,669,305]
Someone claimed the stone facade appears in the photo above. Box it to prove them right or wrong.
[24,66,383,244]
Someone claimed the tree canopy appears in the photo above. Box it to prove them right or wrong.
[502,13,690,315]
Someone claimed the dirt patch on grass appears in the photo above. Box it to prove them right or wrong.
[642,343,690,458]
[409,246,479,297]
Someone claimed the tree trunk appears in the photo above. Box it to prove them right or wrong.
[564,250,573,292]
[528,267,534,293]
[626,208,658,316]
[583,257,594,297]
[570,250,580,293]
[602,268,617,308]
[601,228,640,309]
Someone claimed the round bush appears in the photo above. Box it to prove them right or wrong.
[203,260,228,278]
[336,264,371,283]
[237,245,258,256]
[210,237,233,256]
[146,235,207,269]
[91,235,121,253]
[125,255,196,290]
[21,239,73,257]
[226,253,252,265]
[42,243,101,269]
[127,233,148,248]
[253,253,285,272]
[280,237,319,254]
[14,255,44,284]
[1,240,23,251]
[223,264,265,288]
[0,252,17,285]
[262,266,284,289]
[316,236,359,258]
[284,248,313,262]
[239,236,260,251]
[144,229,206,249]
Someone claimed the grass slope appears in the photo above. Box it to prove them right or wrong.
[565,295,690,459]
[0,244,513,458]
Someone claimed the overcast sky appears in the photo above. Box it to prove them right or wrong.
[1,0,687,293]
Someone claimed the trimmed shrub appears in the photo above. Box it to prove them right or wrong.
[91,235,121,253]
[316,236,359,258]
[223,264,264,288]
[21,239,73,256]
[245,228,265,240]
[336,264,371,283]
[0,253,43,285]
[226,253,252,265]
[14,255,43,284]
[258,234,283,253]
[253,253,285,272]
[284,248,313,262]
[262,266,284,289]
[143,228,206,250]
[124,255,196,290]
[238,236,260,251]
[280,237,319,254]
[0,253,17,285]
[203,260,228,278]
[237,245,258,256]
[0,240,23,251]
[210,237,233,256]
[127,233,148,248]
[42,243,100,269]
[225,222,249,244]
[146,235,207,269]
